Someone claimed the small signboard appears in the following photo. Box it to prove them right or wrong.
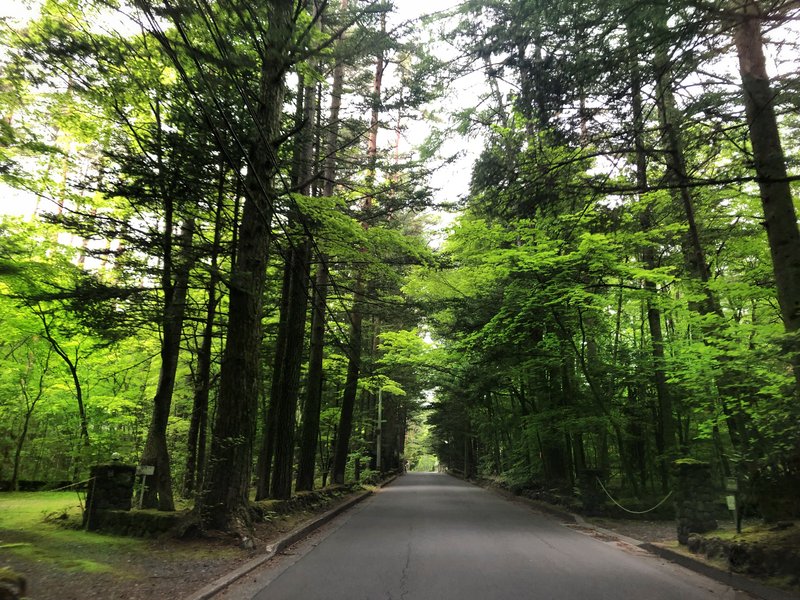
[726,495,737,511]
[136,465,155,476]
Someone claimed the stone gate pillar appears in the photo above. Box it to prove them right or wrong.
[577,469,606,516]
[83,463,136,530]
[673,460,718,544]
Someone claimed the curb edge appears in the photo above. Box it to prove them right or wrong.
[461,473,799,600]
[183,481,393,600]
[640,543,800,600]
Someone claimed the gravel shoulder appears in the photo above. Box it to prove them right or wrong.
[585,517,679,543]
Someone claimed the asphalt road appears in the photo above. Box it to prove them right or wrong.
[227,473,750,600]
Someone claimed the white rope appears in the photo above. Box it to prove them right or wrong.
[43,477,95,493]
[595,476,673,515]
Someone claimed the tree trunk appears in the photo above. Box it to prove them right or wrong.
[269,241,312,500]
[11,416,31,493]
[183,170,225,499]
[198,0,295,532]
[11,352,49,492]
[652,36,752,453]
[295,7,348,489]
[733,0,800,384]
[331,284,364,484]
[37,310,89,448]
[256,77,305,500]
[628,29,676,488]
[331,10,383,485]
[141,218,195,511]
[253,68,314,501]
[296,262,329,491]
[653,50,721,317]
[267,65,318,500]
[254,240,294,501]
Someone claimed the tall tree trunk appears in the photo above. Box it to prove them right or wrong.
[268,68,318,500]
[331,9,384,484]
[733,0,800,385]
[652,36,751,452]
[254,69,318,501]
[331,283,364,484]
[183,169,226,499]
[141,218,195,511]
[36,310,89,448]
[296,262,328,491]
[296,6,348,489]
[628,29,676,488]
[269,241,312,499]
[653,50,721,317]
[254,252,292,500]
[11,350,50,491]
[254,75,303,501]
[199,0,295,532]
[11,412,32,493]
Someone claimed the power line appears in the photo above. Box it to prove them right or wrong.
[134,0,396,362]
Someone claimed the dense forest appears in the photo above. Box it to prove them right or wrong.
[1,0,799,533]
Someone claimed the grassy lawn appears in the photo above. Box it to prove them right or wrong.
[0,491,249,599]
[0,487,356,586]
[0,491,143,575]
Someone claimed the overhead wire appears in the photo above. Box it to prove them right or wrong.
[140,4,327,310]
[134,0,400,360]
[130,7,366,354]
[192,0,422,328]
[184,0,378,353]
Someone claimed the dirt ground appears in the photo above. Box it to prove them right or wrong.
[0,493,362,600]
[587,517,681,543]
[3,533,241,600]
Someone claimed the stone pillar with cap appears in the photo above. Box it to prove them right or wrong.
[83,462,136,530]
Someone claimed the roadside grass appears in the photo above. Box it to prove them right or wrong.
[708,520,799,545]
[663,520,800,593]
[1,485,367,582]
[0,480,384,598]
[0,491,143,575]
[0,491,85,529]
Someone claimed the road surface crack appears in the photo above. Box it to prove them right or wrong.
[399,539,412,600]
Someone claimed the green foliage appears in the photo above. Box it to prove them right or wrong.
[1,0,798,527]
[410,0,800,507]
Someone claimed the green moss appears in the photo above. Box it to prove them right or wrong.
[61,559,118,574]
[0,491,246,577]
[706,521,799,545]
[673,458,706,466]
[0,485,363,579]
[0,491,83,529]
[0,491,142,574]
[0,567,23,580]
[763,575,799,592]
[166,545,239,561]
